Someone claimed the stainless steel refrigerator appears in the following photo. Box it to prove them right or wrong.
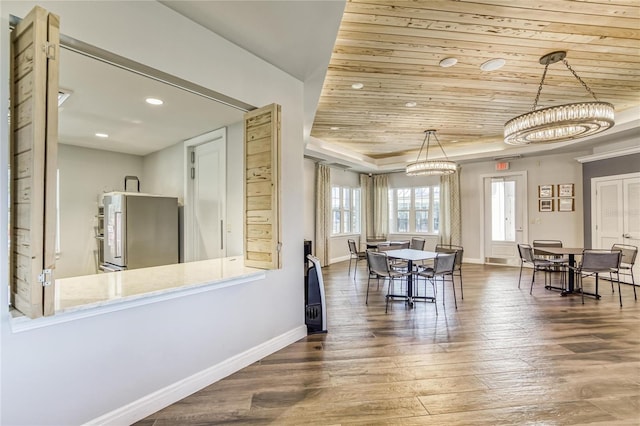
[102,192,179,271]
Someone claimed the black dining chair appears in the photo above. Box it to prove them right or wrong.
[415,252,456,310]
[366,251,411,313]
[347,239,366,279]
[612,243,637,300]
[532,240,568,290]
[517,243,554,294]
[570,249,622,306]
[435,244,464,300]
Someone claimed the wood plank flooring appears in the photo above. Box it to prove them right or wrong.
[136,262,640,425]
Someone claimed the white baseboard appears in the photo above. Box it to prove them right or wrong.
[85,325,308,426]
[330,255,351,264]
[463,258,484,264]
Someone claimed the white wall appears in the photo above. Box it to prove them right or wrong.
[1,2,305,425]
[142,141,185,202]
[460,151,588,262]
[58,144,143,278]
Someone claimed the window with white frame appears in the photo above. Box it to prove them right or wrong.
[331,186,361,235]
[388,186,440,234]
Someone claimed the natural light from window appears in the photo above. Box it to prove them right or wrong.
[389,186,440,234]
[491,180,516,241]
[331,186,361,235]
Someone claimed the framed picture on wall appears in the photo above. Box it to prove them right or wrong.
[538,184,554,198]
[539,199,554,212]
[558,198,575,212]
[558,183,574,197]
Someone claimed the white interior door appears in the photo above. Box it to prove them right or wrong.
[483,173,527,266]
[594,174,640,284]
[594,179,624,249]
[185,129,226,262]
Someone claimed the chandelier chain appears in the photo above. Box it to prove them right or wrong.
[531,62,550,112]
[562,59,599,101]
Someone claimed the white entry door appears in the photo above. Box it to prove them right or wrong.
[483,173,527,266]
[185,129,226,262]
[593,173,640,283]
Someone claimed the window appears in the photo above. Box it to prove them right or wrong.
[331,186,361,235]
[491,179,516,241]
[389,186,440,234]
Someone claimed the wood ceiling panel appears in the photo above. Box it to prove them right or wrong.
[311,0,640,160]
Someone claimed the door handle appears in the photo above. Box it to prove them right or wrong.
[623,233,632,239]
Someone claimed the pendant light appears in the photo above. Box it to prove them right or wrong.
[406,130,457,176]
[504,51,614,145]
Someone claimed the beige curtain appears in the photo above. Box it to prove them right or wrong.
[315,163,331,266]
[372,174,389,239]
[439,170,462,246]
[360,174,372,246]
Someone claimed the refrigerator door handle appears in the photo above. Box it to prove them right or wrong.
[220,220,224,250]
[115,211,122,258]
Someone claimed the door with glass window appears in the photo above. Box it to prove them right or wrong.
[483,174,527,265]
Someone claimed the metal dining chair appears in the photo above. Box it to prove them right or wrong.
[347,239,366,279]
[366,251,411,312]
[435,244,464,299]
[611,243,637,300]
[415,252,456,311]
[570,249,622,305]
[532,240,568,290]
[517,243,554,294]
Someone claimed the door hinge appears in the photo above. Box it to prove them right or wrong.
[38,269,53,287]
[191,167,195,179]
[43,42,56,60]
[191,151,195,164]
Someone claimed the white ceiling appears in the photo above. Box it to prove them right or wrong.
[59,48,245,156]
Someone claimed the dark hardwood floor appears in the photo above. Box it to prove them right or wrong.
[136,261,640,425]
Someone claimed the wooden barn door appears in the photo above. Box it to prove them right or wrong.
[10,6,59,318]
[244,104,281,269]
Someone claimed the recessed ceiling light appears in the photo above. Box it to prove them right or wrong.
[95,133,109,138]
[439,57,458,68]
[145,97,164,105]
[480,58,506,71]
[351,83,364,89]
[405,101,417,108]
[330,126,339,130]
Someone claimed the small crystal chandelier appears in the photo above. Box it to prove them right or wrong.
[504,51,614,145]
[406,130,457,176]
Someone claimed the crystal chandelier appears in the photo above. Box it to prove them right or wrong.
[406,130,457,176]
[504,51,614,145]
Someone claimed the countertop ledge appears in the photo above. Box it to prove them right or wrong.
[10,256,266,333]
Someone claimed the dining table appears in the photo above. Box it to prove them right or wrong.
[534,247,601,299]
[385,248,438,307]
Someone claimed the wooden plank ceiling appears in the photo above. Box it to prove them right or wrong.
[311,0,640,161]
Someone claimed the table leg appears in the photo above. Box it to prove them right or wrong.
[407,260,414,307]
[561,254,576,296]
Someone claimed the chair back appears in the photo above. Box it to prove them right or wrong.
[533,240,563,256]
[347,239,358,255]
[367,250,391,277]
[410,238,425,250]
[397,241,410,249]
[376,242,392,252]
[433,253,456,275]
[518,243,535,263]
[436,244,463,269]
[612,243,638,267]
[581,249,621,272]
